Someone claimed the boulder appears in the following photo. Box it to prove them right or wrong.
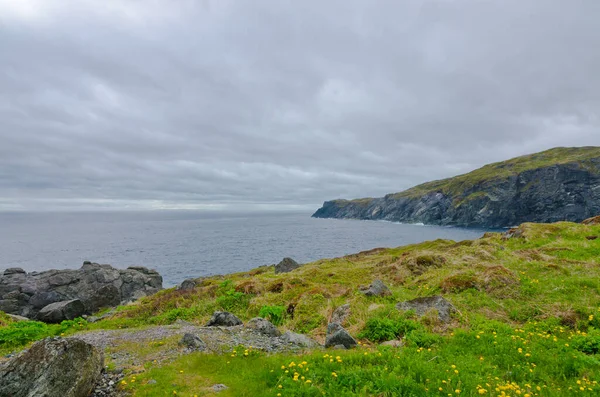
[280,331,320,348]
[330,304,351,325]
[179,333,207,351]
[0,337,104,397]
[325,323,357,349]
[245,317,281,337]
[360,280,391,297]
[0,262,163,320]
[177,279,197,291]
[205,311,243,327]
[37,300,86,323]
[396,295,456,322]
[274,257,302,274]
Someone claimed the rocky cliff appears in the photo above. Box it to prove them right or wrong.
[313,147,600,228]
[0,262,163,320]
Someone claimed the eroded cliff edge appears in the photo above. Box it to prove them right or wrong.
[313,147,600,228]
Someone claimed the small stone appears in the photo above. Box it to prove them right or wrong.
[333,344,347,350]
[380,340,403,348]
[205,311,243,327]
[212,384,228,392]
[177,279,197,291]
[274,257,302,274]
[360,279,392,297]
[245,317,281,337]
[148,379,157,385]
[325,323,357,349]
[179,333,207,350]
[280,331,320,348]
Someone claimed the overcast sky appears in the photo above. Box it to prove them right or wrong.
[0,0,598,211]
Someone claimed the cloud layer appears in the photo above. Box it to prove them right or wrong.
[1,0,599,211]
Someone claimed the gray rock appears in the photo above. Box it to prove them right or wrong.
[212,384,228,392]
[205,311,243,327]
[177,279,197,291]
[274,257,302,274]
[332,344,347,350]
[330,304,351,325]
[360,280,392,297]
[312,150,600,228]
[325,323,357,349]
[0,262,163,320]
[280,331,320,348]
[396,295,456,322]
[147,380,157,385]
[179,333,207,350]
[245,317,281,337]
[37,299,86,323]
[0,337,104,397]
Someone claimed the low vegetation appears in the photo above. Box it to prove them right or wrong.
[2,220,600,395]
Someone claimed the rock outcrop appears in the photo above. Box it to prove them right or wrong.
[274,257,302,274]
[313,147,600,228]
[0,262,163,320]
[360,280,392,297]
[0,337,104,397]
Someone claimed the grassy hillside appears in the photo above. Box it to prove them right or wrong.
[2,220,600,395]
[393,146,600,199]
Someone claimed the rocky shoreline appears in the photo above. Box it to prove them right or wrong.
[0,262,163,322]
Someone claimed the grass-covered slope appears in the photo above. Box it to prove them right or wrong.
[394,146,600,199]
[313,147,600,227]
[2,220,600,395]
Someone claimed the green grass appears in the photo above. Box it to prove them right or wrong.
[3,219,600,395]
[120,319,600,396]
[392,146,600,199]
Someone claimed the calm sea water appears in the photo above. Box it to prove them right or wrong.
[0,211,487,287]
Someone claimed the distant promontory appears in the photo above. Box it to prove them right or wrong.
[313,147,600,228]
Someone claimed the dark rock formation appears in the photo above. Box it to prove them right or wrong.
[325,322,357,349]
[0,262,163,320]
[396,295,456,322]
[360,280,392,297]
[179,333,207,351]
[274,257,302,274]
[37,299,86,323]
[0,337,104,397]
[313,147,600,228]
[245,317,281,337]
[205,311,243,327]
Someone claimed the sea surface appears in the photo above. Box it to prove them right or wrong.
[0,211,488,287]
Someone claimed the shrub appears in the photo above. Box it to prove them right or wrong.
[572,329,600,355]
[216,280,252,312]
[259,305,286,325]
[359,317,421,343]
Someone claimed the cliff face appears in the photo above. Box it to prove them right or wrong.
[313,147,600,228]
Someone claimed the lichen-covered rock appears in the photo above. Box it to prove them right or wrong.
[274,257,302,274]
[0,262,163,320]
[245,317,281,337]
[324,323,357,349]
[205,311,243,327]
[396,295,456,322]
[0,337,104,397]
[360,280,391,297]
[37,299,86,323]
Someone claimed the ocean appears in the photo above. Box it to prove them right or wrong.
[0,211,488,287]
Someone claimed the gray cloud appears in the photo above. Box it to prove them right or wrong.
[0,0,599,211]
